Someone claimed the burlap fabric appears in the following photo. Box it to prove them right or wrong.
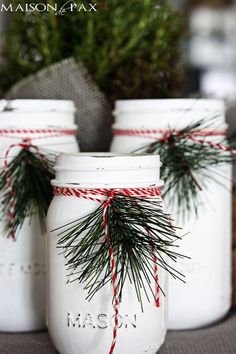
[0,311,235,354]
[5,58,113,152]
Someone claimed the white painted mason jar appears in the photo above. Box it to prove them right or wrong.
[0,99,79,332]
[110,99,232,330]
[47,153,167,354]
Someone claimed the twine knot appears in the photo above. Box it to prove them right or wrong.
[19,137,32,149]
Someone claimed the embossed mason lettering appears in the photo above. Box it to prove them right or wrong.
[0,262,45,276]
[67,313,81,327]
[143,343,160,352]
[82,314,96,328]
[97,314,108,329]
[67,313,137,329]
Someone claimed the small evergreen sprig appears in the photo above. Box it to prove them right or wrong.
[0,148,54,238]
[135,119,236,217]
[55,193,186,308]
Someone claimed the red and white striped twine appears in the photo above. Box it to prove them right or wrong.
[53,185,162,354]
[103,190,119,354]
[189,136,236,154]
[112,128,227,138]
[112,128,235,150]
[1,128,78,241]
[0,128,77,139]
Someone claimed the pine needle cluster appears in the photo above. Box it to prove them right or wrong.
[55,193,186,307]
[136,119,236,216]
[0,148,54,238]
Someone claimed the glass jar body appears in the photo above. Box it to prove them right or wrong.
[0,99,79,332]
[47,154,167,354]
[110,99,232,330]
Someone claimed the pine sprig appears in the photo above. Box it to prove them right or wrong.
[135,119,236,217]
[55,194,186,308]
[0,148,54,238]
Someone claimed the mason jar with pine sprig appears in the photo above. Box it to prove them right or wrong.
[0,99,79,332]
[46,153,185,354]
[110,98,233,330]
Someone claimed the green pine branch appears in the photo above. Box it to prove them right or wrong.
[136,119,236,217]
[55,193,186,309]
[0,148,54,238]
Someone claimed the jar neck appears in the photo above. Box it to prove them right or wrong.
[0,99,76,127]
[52,153,162,189]
[1,99,76,113]
[52,171,162,189]
[113,99,226,130]
[0,112,76,129]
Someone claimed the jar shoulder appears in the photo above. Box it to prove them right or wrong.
[47,196,100,230]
